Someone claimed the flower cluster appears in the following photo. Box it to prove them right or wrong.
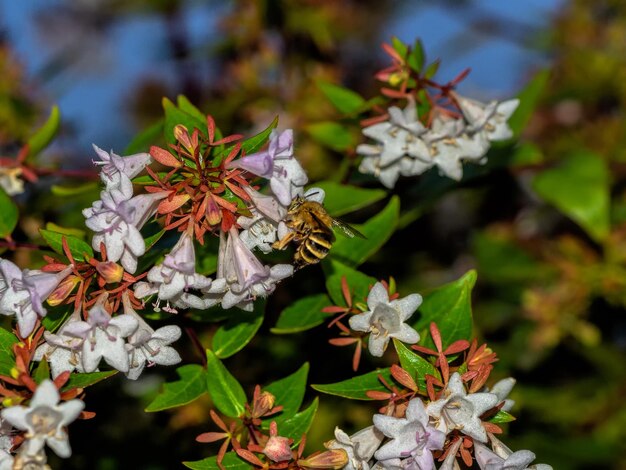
[327,373,552,470]
[357,96,518,188]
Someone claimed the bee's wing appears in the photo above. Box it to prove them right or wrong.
[331,219,367,239]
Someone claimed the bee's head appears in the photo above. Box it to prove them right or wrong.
[288,195,306,211]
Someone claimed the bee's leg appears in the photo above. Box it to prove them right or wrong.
[272,231,296,250]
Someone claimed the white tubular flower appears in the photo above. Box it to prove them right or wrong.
[426,372,499,443]
[122,294,182,380]
[83,191,168,273]
[455,96,520,141]
[216,228,293,311]
[227,129,308,205]
[349,282,421,357]
[1,379,84,459]
[33,310,85,379]
[238,187,286,254]
[486,377,516,412]
[327,426,384,470]
[63,294,138,373]
[143,229,212,306]
[0,260,72,337]
[486,434,552,470]
[92,144,152,199]
[373,398,445,468]
[0,167,24,196]
[0,449,13,470]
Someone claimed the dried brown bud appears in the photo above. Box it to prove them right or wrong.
[96,261,124,284]
[298,449,349,470]
[47,275,80,306]
[252,391,276,418]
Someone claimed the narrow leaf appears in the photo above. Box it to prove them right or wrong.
[263,363,309,420]
[145,364,207,412]
[279,398,318,444]
[0,329,18,376]
[213,300,265,358]
[317,81,366,115]
[312,368,393,400]
[40,229,93,261]
[0,188,18,238]
[312,181,387,217]
[27,105,60,158]
[532,150,609,242]
[62,371,118,392]
[206,350,247,418]
[331,196,399,267]
[272,294,331,334]
[413,271,476,350]
[183,452,250,470]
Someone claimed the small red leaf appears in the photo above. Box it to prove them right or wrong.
[150,146,182,168]
[157,194,190,214]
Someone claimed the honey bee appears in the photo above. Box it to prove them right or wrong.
[272,195,366,269]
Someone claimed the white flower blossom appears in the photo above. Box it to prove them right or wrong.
[216,228,293,311]
[426,372,498,443]
[0,167,25,196]
[455,96,519,141]
[33,310,85,378]
[83,191,167,273]
[0,260,72,337]
[63,295,138,373]
[349,282,421,357]
[1,380,84,458]
[327,426,384,470]
[373,398,445,469]
[92,145,152,200]
[238,187,286,254]
[123,296,182,380]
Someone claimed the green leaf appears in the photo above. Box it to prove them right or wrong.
[27,105,60,159]
[0,329,18,376]
[391,37,408,58]
[306,122,355,151]
[241,116,279,156]
[424,60,440,79]
[41,307,71,333]
[312,181,387,217]
[163,97,207,145]
[322,259,376,306]
[279,398,318,443]
[206,350,247,418]
[144,229,165,251]
[414,271,476,350]
[533,150,609,242]
[312,368,392,400]
[125,119,164,154]
[145,365,207,412]
[51,182,99,197]
[62,371,118,391]
[213,300,265,358]
[272,294,331,334]
[330,196,399,267]
[263,363,309,420]
[317,81,366,115]
[33,359,50,384]
[0,188,18,238]
[490,410,516,424]
[508,69,549,137]
[177,95,206,122]
[183,452,250,470]
[393,340,439,392]
[40,229,93,261]
[408,39,425,72]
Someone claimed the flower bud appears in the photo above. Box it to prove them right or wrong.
[96,261,124,284]
[252,391,276,418]
[298,450,349,470]
[263,435,292,463]
[206,196,222,226]
[47,274,81,306]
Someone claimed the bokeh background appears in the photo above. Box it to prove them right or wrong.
[3,0,626,469]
